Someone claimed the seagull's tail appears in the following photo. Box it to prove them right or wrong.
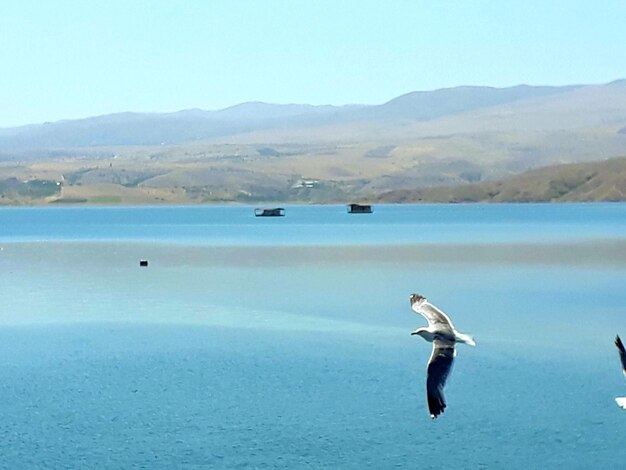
[454,331,476,347]
[616,397,626,409]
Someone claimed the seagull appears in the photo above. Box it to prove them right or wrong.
[410,293,475,419]
[615,335,626,409]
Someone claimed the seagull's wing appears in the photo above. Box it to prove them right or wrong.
[412,298,455,329]
[616,335,626,377]
[426,339,455,419]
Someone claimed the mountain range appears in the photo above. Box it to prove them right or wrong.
[1,80,626,204]
[0,82,609,150]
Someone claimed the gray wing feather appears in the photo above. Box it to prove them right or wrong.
[616,335,626,376]
[413,301,455,330]
[426,339,455,418]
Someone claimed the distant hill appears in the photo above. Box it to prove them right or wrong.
[365,84,580,121]
[2,80,626,206]
[3,155,624,206]
[377,156,626,203]
[0,82,606,150]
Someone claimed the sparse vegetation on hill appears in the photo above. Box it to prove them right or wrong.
[0,178,60,204]
[1,80,626,205]
[377,157,626,203]
[1,156,625,205]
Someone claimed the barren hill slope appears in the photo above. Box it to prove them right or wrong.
[377,156,626,203]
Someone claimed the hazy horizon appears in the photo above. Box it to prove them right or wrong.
[2,0,625,127]
[1,78,624,130]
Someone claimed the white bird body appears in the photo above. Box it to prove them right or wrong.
[409,293,475,419]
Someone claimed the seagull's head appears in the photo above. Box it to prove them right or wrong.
[410,293,426,307]
[411,327,432,341]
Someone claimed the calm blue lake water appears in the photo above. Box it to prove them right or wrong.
[1,203,625,244]
[1,204,625,468]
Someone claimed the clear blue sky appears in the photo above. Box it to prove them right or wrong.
[1,0,624,127]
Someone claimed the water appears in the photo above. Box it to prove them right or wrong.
[1,204,625,468]
[1,203,625,244]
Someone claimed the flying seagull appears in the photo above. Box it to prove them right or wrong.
[410,293,475,419]
[615,335,626,409]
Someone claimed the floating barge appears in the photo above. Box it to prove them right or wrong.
[347,203,373,214]
[255,207,285,217]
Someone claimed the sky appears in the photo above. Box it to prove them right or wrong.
[0,0,625,127]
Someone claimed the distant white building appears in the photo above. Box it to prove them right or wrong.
[291,179,319,189]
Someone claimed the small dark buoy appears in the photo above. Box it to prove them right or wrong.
[139,260,149,267]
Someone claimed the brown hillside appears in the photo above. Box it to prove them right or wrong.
[377,157,626,203]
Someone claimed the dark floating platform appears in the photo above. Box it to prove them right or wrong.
[139,260,149,267]
[255,208,285,217]
[347,203,373,214]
